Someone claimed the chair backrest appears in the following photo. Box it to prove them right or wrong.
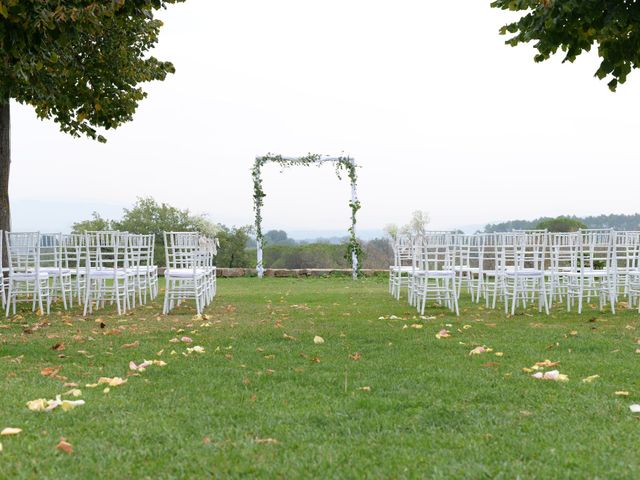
[127,234,155,269]
[413,234,454,272]
[392,235,412,267]
[164,232,200,271]
[85,231,129,272]
[5,232,41,274]
[575,229,615,271]
[62,233,86,270]
[40,233,64,270]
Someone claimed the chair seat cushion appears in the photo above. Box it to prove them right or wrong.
[165,268,207,278]
[390,266,413,272]
[39,267,72,275]
[11,272,49,280]
[87,269,130,278]
[411,269,456,278]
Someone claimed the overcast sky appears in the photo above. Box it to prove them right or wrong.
[10,0,640,236]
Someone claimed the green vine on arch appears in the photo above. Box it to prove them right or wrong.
[251,153,362,278]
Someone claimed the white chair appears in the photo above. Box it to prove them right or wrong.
[452,234,481,302]
[163,232,210,315]
[128,234,158,306]
[5,232,50,316]
[501,231,549,315]
[62,233,87,305]
[0,231,6,309]
[409,234,459,316]
[39,233,73,309]
[565,229,616,314]
[83,231,134,316]
[389,235,413,300]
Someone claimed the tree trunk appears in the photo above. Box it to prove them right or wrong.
[0,99,10,269]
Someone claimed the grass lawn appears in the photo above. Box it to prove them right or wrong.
[1,276,640,479]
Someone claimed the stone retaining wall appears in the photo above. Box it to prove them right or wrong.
[158,268,388,278]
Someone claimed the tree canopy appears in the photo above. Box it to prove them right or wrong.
[536,216,587,233]
[0,0,183,141]
[491,1,640,90]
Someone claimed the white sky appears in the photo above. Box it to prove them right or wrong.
[10,0,640,235]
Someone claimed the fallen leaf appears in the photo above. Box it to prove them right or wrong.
[56,437,73,454]
[1,428,21,436]
[495,352,504,357]
[51,342,65,351]
[469,346,487,355]
[181,336,193,343]
[283,333,297,341]
[349,352,362,361]
[435,329,451,339]
[615,391,630,397]
[481,362,500,367]
[64,389,82,397]
[98,377,127,387]
[40,366,62,377]
[255,437,278,445]
[410,323,424,329]
[582,375,599,383]
[630,404,640,413]
[358,386,371,392]
[313,336,325,344]
[534,359,560,368]
[121,341,140,349]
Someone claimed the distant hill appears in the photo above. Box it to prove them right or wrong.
[484,214,640,232]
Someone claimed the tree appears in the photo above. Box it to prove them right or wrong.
[0,0,184,232]
[491,1,640,91]
[71,212,112,233]
[215,225,253,268]
[401,210,430,237]
[536,216,587,232]
[263,230,295,246]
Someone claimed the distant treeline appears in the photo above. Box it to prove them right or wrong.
[484,214,640,233]
[248,238,393,270]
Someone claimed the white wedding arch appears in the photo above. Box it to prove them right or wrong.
[251,154,362,279]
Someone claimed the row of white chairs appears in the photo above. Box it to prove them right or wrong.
[390,229,640,316]
[162,232,217,315]
[1,231,159,317]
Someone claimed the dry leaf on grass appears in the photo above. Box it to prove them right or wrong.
[186,346,205,354]
[97,377,127,387]
[349,352,362,361]
[121,341,140,349]
[181,336,193,343]
[435,329,451,339]
[27,395,85,412]
[51,342,65,351]
[1,428,21,436]
[582,375,600,383]
[313,336,325,344]
[283,333,297,341]
[56,437,73,454]
[40,366,62,377]
[615,391,630,397]
[255,438,278,445]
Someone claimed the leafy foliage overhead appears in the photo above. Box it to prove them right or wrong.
[491,0,640,90]
[0,0,183,141]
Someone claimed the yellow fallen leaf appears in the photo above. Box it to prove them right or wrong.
[64,389,82,397]
[1,428,22,436]
[463,325,472,330]
[495,352,504,357]
[582,375,599,383]
[27,399,49,412]
[313,336,325,344]
[410,324,424,329]
[615,391,630,396]
[98,377,127,387]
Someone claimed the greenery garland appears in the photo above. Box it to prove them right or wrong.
[252,154,363,277]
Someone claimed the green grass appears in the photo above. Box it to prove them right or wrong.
[1,277,640,479]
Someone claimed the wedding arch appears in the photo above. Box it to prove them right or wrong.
[251,154,362,279]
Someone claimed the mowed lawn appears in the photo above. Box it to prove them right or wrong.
[1,276,640,479]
